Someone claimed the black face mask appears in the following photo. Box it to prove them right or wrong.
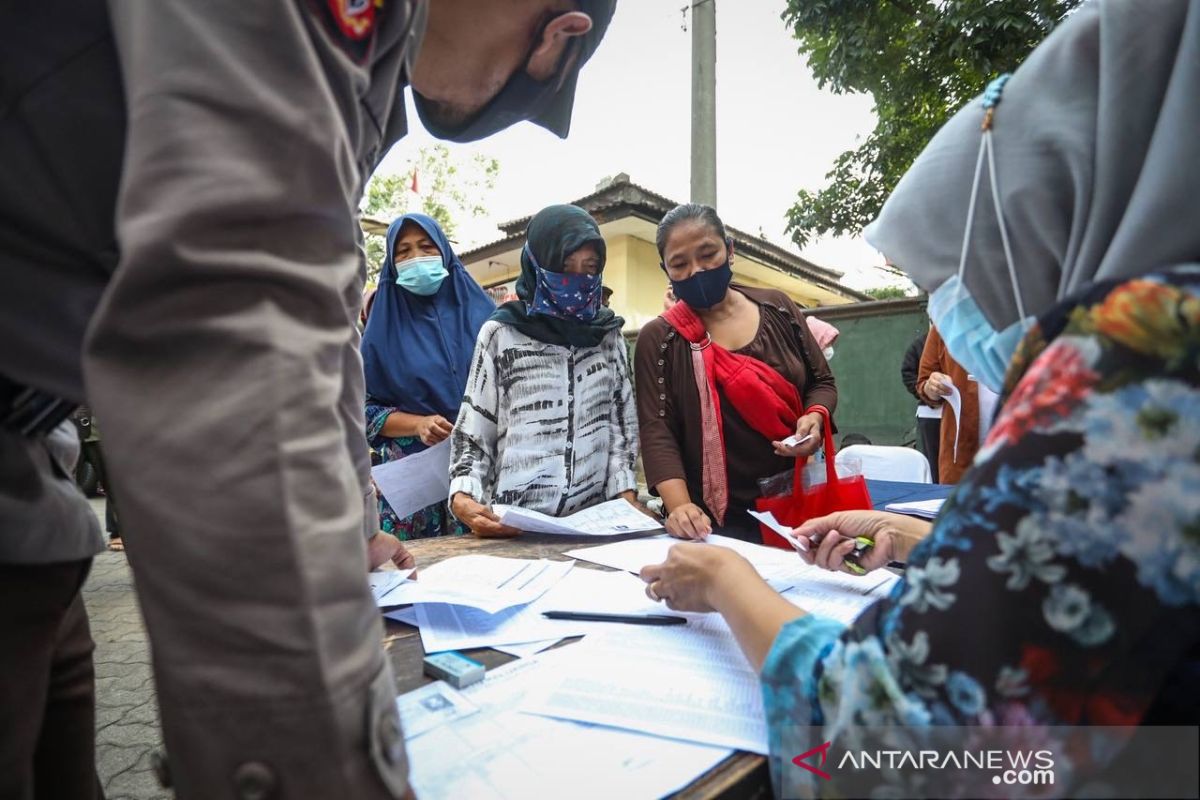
[413,16,581,143]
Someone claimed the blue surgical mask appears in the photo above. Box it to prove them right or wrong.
[928,80,1032,394]
[928,276,1028,393]
[395,255,448,296]
[668,257,733,310]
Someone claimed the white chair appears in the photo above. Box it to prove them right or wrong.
[835,445,932,484]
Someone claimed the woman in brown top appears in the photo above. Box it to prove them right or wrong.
[635,204,838,541]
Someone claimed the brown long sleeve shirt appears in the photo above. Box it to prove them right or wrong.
[635,285,838,525]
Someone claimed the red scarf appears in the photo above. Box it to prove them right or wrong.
[663,302,803,524]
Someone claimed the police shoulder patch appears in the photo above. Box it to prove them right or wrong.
[327,0,378,40]
[309,0,385,63]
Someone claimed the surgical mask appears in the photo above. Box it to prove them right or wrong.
[928,276,1028,392]
[394,255,448,296]
[928,77,1032,394]
[822,347,835,362]
[668,257,733,310]
[527,246,602,322]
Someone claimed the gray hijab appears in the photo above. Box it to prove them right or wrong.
[865,0,1200,331]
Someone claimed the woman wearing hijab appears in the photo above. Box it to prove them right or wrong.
[638,1,1200,795]
[361,213,494,539]
[449,205,640,537]
[635,203,837,542]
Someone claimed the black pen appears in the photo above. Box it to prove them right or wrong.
[541,611,687,625]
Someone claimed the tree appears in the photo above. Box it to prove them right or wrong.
[361,144,500,281]
[781,0,1081,248]
[863,285,911,301]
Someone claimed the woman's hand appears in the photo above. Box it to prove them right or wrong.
[366,532,417,573]
[794,510,932,574]
[922,371,954,403]
[451,492,521,538]
[772,412,823,458]
[639,542,757,613]
[664,502,712,540]
[417,415,454,446]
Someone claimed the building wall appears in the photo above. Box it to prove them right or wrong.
[602,233,849,333]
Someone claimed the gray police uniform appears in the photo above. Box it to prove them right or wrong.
[1,1,427,797]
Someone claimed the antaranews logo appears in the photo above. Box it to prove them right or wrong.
[791,740,1055,787]
[791,741,833,781]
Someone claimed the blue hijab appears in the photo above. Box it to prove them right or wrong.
[361,213,495,418]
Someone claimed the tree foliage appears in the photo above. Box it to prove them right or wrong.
[361,144,500,281]
[863,285,911,301]
[782,0,1080,248]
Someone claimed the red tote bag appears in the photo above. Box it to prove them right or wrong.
[755,406,873,550]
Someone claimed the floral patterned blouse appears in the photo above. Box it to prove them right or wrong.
[761,269,1200,795]
[366,396,466,540]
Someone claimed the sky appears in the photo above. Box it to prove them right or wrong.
[377,0,911,292]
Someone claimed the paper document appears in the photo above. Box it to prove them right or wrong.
[492,639,562,658]
[416,567,683,652]
[746,510,806,550]
[777,568,899,625]
[493,498,663,536]
[371,439,451,521]
[383,555,573,614]
[567,534,898,626]
[395,681,479,739]
[384,606,418,626]
[779,433,813,448]
[944,384,963,460]
[521,615,769,754]
[369,569,416,606]
[884,498,945,519]
[406,655,732,800]
[566,533,798,581]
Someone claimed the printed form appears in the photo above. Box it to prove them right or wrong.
[567,533,898,625]
[405,654,732,800]
[493,498,663,536]
[381,555,573,614]
[415,567,694,653]
[521,615,770,754]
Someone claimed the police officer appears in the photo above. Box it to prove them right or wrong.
[0,1,615,798]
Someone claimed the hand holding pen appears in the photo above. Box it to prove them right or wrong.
[793,511,933,575]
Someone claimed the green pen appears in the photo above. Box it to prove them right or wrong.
[842,536,875,575]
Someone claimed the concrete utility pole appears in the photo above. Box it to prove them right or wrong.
[690,0,717,208]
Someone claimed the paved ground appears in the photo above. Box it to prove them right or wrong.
[84,497,170,800]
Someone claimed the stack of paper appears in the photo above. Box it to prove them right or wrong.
[883,498,944,519]
[777,569,899,625]
[368,569,415,606]
[566,532,897,625]
[565,533,798,579]
[404,654,732,800]
[381,555,573,614]
[493,498,663,536]
[520,615,769,754]
[412,567,688,653]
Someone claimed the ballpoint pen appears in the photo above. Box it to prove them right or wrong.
[541,611,687,625]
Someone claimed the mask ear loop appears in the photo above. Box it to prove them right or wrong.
[953,136,989,303]
[978,73,1030,332]
[984,132,1030,331]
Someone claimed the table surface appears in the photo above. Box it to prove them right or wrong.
[385,479,940,799]
[866,478,954,509]
[384,531,771,800]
